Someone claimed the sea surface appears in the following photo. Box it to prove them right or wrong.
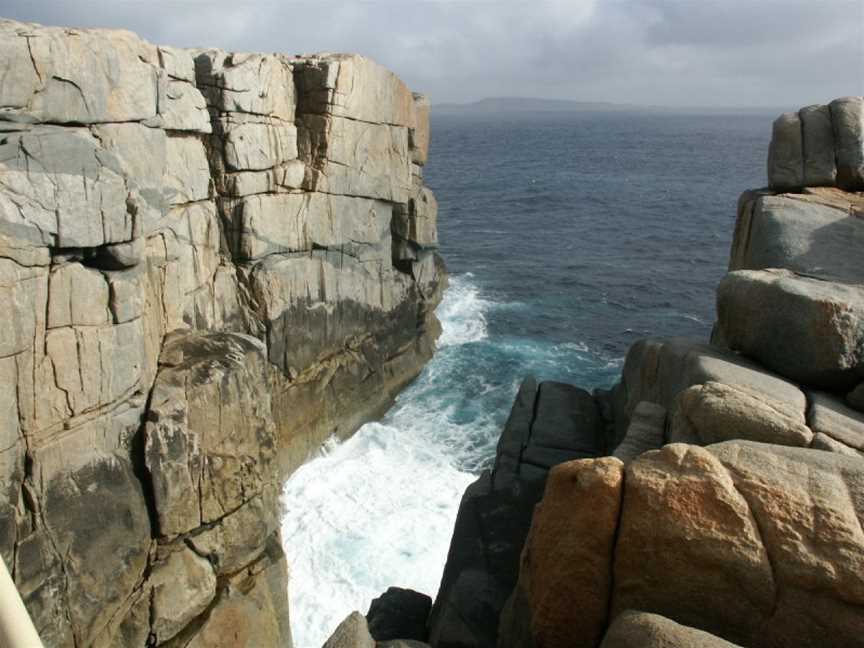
[281,110,772,646]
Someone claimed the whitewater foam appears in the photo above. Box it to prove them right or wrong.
[281,274,491,647]
[280,274,622,647]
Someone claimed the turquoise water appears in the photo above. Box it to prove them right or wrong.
[282,110,772,646]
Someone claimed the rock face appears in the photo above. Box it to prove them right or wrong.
[0,18,443,648]
[428,379,609,648]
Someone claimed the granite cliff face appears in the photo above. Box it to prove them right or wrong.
[325,99,864,647]
[0,18,443,647]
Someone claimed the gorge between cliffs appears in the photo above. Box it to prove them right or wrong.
[1,16,863,648]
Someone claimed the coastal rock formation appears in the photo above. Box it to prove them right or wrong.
[427,379,610,647]
[0,18,442,648]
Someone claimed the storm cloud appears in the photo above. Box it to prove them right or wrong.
[1,0,862,108]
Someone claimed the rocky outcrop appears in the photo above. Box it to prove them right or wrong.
[427,379,610,648]
[503,442,864,648]
[0,18,443,648]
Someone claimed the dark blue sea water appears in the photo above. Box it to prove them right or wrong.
[282,110,773,646]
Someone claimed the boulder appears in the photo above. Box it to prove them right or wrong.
[0,20,158,124]
[609,442,864,648]
[612,444,775,645]
[366,587,432,642]
[807,391,864,453]
[671,381,813,447]
[323,611,376,648]
[728,192,864,284]
[601,611,744,648]
[717,269,864,389]
[298,113,412,203]
[830,96,864,190]
[150,546,217,643]
[619,337,807,431]
[182,542,292,648]
[194,49,295,122]
[767,112,804,190]
[502,458,624,648]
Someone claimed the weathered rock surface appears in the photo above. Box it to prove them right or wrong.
[600,611,744,648]
[767,97,864,191]
[498,441,864,648]
[500,458,624,648]
[717,268,864,389]
[324,611,376,648]
[0,18,443,648]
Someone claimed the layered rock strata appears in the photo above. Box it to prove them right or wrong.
[416,98,864,648]
[0,18,443,647]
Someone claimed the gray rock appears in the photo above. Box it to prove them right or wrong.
[718,269,864,389]
[672,381,813,447]
[811,432,864,459]
[298,114,412,202]
[294,54,416,127]
[144,331,278,536]
[767,112,803,190]
[728,192,864,284]
[194,49,295,122]
[0,20,159,124]
[613,401,666,463]
[807,391,864,452]
[830,96,864,190]
[150,546,217,642]
[620,337,807,427]
[411,93,431,165]
[800,104,837,186]
[601,611,744,648]
[323,611,375,648]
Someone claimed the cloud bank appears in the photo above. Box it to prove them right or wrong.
[1,0,862,107]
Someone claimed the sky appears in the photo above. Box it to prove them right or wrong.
[1,0,862,108]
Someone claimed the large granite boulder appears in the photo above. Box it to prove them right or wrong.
[717,269,864,390]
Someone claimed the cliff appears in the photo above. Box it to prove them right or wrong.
[325,99,864,646]
[0,18,443,648]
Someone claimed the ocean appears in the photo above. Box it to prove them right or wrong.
[280,109,773,646]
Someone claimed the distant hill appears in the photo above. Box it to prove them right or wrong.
[432,96,784,116]
[432,97,639,114]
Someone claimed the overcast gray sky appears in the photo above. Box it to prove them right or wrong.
[2,0,862,108]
